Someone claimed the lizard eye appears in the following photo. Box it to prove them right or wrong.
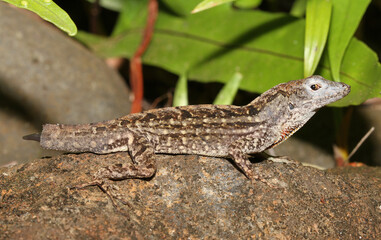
[310,84,321,91]
[289,103,295,110]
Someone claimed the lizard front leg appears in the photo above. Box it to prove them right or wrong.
[228,143,258,180]
[228,141,286,187]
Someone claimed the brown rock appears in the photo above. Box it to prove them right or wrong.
[1,153,380,239]
[0,3,131,164]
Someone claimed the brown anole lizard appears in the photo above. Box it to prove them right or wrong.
[24,75,350,183]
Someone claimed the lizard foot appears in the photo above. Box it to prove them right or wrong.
[248,169,280,188]
[267,156,301,165]
[68,179,132,212]
[246,162,292,189]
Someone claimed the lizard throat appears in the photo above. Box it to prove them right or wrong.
[267,125,302,149]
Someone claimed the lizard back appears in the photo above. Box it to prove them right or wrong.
[39,104,267,156]
[29,75,351,158]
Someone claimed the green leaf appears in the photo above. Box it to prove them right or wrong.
[75,30,106,45]
[290,0,306,17]
[111,0,148,36]
[317,38,381,106]
[327,0,371,81]
[86,0,124,12]
[173,73,188,107]
[304,0,332,77]
[192,0,234,13]
[213,72,242,105]
[234,0,262,9]
[81,3,381,107]
[2,0,77,36]
[161,0,199,16]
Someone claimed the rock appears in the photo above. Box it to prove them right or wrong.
[0,3,131,165]
[0,106,41,167]
[1,153,380,239]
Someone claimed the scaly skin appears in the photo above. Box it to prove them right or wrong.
[25,75,350,180]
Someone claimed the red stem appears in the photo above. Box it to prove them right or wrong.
[129,0,158,113]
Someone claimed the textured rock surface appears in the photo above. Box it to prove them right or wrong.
[0,3,380,237]
[0,3,130,165]
[1,153,380,239]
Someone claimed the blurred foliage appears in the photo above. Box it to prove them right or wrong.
[76,0,379,106]
[5,0,379,106]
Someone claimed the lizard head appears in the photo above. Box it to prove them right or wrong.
[262,75,350,149]
[287,75,351,112]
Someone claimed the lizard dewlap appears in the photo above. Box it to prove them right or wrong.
[24,75,350,180]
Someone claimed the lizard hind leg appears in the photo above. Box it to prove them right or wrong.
[95,132,157,181]
[71,133,157,208]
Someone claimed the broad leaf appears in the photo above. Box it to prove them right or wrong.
[111,0,148,36]
[161,0,199,16]
[76,2,381,107]
[234,0,262,9]
[327,0,371,82]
